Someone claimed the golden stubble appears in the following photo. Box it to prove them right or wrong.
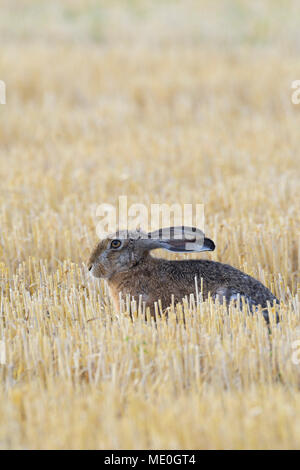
[0,0,299,450]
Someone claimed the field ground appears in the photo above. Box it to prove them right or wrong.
[0,0,300,449]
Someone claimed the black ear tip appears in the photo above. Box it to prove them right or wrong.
[204,237,215,251]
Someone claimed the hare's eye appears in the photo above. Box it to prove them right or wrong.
[110,239,122,249]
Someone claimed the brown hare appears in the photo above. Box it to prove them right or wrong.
[88,226,279,322]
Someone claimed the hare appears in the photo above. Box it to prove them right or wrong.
[88,226,279,322]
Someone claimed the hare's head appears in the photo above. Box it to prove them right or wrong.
[87,227,215,279]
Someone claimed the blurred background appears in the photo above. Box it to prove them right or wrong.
[0,0,300,450]
[0,0,299,286]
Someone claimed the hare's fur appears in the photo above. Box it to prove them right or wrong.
[88,228,278,321]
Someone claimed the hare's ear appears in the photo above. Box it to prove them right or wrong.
[147,226,215,253]
[159,237,215,253]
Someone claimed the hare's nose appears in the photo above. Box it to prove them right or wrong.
[88,264,93,271]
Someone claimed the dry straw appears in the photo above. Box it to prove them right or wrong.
[0,0,299,449]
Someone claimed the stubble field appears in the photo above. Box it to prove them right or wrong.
[0,0,299,449]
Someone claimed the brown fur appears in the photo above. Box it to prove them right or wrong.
[88,230,279,321]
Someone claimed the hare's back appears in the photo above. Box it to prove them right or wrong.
[168,259,278,309]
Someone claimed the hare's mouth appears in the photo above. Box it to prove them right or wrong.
[89,263,107,279]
